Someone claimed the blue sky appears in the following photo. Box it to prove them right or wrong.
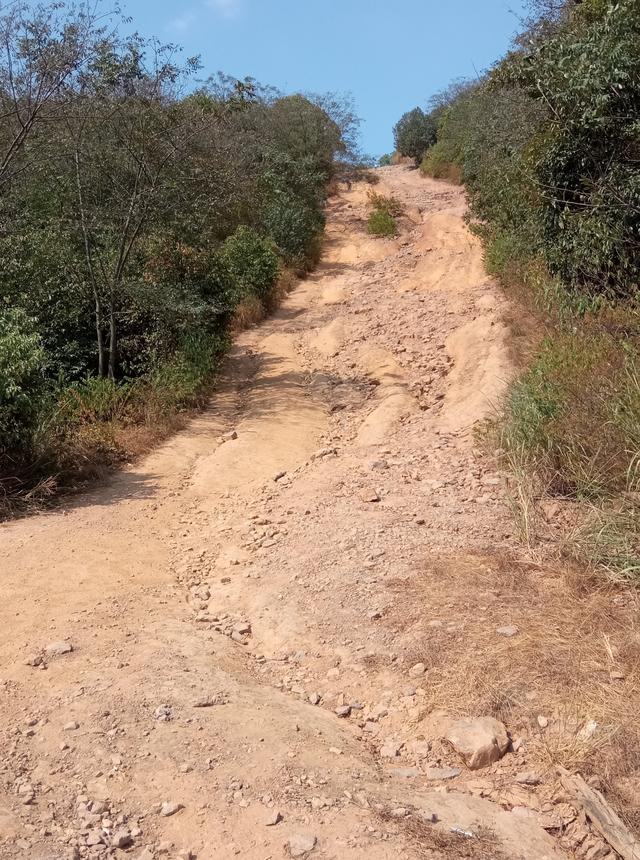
[123,0,529,156]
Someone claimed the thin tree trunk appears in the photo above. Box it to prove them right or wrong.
[108,298,116,380]
[95,293,105,378]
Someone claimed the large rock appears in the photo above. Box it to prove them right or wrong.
[287,832,317,857]
[445,716,510,770]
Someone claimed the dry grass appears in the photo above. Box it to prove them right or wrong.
[366,189,405,218]
[377,809,509,860]
[383,553,640,831]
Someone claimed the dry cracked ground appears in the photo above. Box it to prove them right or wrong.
[1,166,639,860]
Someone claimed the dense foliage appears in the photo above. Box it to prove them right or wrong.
[0,2,359,496]
[393,107,437,164]
[399,0,640,574]
[419,0,640,304]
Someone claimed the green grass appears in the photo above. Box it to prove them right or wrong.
[367,208,398,237]
[366,191,402,238]
[500,331,640,499]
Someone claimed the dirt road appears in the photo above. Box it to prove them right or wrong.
[0,167,632,860]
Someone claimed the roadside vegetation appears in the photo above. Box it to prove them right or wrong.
[0,2,360,513]
[392,0,640,578]
[366,190,404,238]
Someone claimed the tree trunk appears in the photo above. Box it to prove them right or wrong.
[95,293,106,377]
[108,302,117,380]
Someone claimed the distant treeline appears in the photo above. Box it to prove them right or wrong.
[393,0,640,577]
[0,2,360,505]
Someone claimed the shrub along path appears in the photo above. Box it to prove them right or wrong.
[0,166,638,859]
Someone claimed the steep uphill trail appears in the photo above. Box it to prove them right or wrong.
[0,166,634,860]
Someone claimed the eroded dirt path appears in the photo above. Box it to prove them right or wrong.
[0,167,631,860]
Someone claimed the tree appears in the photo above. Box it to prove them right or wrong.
[61,36,204,377]
[0,1,112,190]
[393,107,437,163]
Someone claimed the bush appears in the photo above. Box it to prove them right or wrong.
[0,309,47,455]
[420,144,462,183]
[500,331,640,499]
[149,333,228,414]
[221,226,280,303]
[366,191,402,237]
[378,154,393,166]
[59,377,134,424]
[367,190,404,218]
[367,208,398,237]
[262,195,324,269]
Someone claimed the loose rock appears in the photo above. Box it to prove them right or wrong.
[160,801,183,817]
[496,626,519,637]
[287,832,317,857]
[111,829,133,849]
[45,640,74,656]
[265,809,282,826]
[445,716,510,770]
[424,766,461,780]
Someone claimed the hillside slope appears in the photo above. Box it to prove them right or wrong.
[0,167,636,860]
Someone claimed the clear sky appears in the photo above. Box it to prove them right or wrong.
[122,0,529,157]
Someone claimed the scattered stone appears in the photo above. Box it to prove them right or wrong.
[63,721,79,731]
[537,715,549,729]
[308,693,320,705]
[496,626,519,637]
[220,430,238,442]
[369,459,388,471]
[515,771,542,786]
[25,654,43,668]
[424,766,461,780]
[265,809,282,826]
[154,705,173,722]
[287,832,317,857]
[86,831,104,847]
[391,767,420,778]
[192,693,226,708]
[445,716,510,770]
[360,488,380,503]
[335,705,351,718]
[380,741,401,759]
[274,471,286,482]
[111,829,133,849]
[45,640,73,656]
[160,801,183,817]
[18,784,35,804]
[408,662,426,678]
[311,447,337,460]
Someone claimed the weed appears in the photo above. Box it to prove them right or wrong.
[366,190,403,238]
[366,189,404,217]
[367,208,398,237]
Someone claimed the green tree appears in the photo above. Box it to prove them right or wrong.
[0,310,46,454]
[393,108,437,163]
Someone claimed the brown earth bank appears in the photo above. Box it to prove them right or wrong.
[0,165,638,860]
